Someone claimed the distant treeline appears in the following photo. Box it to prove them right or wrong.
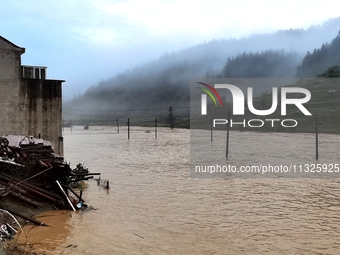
[297,31,340,77]
[218,50,300,78]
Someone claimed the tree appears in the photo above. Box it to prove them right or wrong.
[167,106,177,129]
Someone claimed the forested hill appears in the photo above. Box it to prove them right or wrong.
[219,50,300,78]
[297,31,340,77]
[64,17,340,124]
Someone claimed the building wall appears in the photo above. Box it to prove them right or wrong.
[0,37,64,155]
[20,79,63,155]
[0,40,24,138]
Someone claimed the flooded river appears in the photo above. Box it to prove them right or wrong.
[14,126,340,254]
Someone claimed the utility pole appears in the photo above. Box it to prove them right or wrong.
[211,119,213,143]
[127,118,130,139]
[155,118,158,138]
[226,112,230,158]
[315,114,322,160]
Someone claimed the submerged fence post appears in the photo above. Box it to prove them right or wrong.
[117,119,119,134]
[155,118,158,139]
[211,118,213,143]
[127,118,130,140]
[226,112,230,158]
[79,190,83,203]
[315,114,322,160]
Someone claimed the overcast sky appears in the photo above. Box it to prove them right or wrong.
[0,0,339,100]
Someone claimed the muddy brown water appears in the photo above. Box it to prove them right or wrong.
[9,127,340,254]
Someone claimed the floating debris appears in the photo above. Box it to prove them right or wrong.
[97,176,110,189]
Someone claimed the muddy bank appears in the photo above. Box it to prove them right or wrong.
[4,210,73,255]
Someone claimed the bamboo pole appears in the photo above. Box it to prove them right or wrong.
[56,180,76,211]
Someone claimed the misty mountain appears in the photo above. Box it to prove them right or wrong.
[64,17,340,124]
[297,31,340,77]
[68,62,194,121]
[219,50,301,78]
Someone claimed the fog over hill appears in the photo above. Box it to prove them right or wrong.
[297,31,340,77]
[64,17,340,125]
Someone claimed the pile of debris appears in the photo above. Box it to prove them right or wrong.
[0,135,98,241]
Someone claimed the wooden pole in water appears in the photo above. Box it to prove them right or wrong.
[155,118,158,139]
[316,114,319,160]
[117,119,119,134]
[211,118,213,143]
[226,112,230,158]
[61,184,85,203]
[128,118,130,139]
[79,190,83,203]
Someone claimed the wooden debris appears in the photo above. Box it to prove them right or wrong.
[4,209,48,227]
[0,135,99,232]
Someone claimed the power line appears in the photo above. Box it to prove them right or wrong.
[63,106,193,113]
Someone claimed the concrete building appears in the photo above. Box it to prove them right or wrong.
[0,36,64,155]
